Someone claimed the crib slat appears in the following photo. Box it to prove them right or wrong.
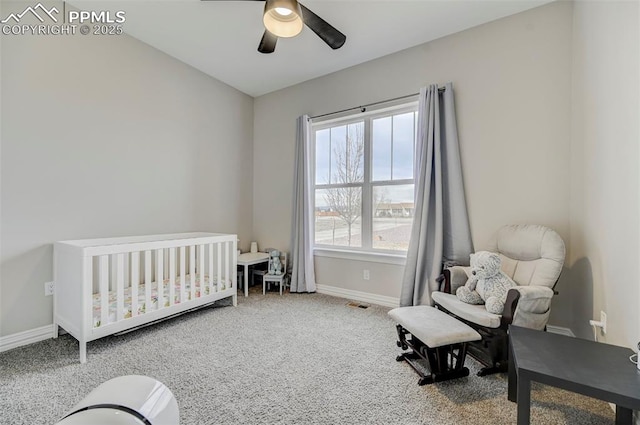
[190,246,196,300]
[131,253,139,317]
[208,243,214,293]
[156,249,164,309]
[225,241,230,291]
[180,246,186,302]
[215,243,221,291]
[116,254,125,322]
[169,248,176,306]
[198,245,205,297]
[99,255,109,327]
[145,250,152,313]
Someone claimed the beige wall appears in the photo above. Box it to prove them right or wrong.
[0,33,254,337]
[4,0,636,348]
[253,2,573,316]
[569,0,639,346]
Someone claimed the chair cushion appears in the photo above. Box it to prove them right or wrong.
[486,224,565,288]
[431,292,501,328]
[388,306,480,348]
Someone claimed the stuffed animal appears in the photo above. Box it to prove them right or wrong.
[268,250,282,275]
[456,251,517,315]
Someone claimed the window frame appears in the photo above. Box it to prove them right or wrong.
[310,100,418,259]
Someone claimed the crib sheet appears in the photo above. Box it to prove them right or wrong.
[92,275,227,327]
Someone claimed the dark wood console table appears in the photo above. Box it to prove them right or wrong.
[508,325,640,424]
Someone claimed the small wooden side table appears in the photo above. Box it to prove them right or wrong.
[508,325,640,425]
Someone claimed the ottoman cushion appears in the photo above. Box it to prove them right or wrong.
[389,306,481,348]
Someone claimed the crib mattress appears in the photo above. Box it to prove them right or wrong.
[92,275,227,327]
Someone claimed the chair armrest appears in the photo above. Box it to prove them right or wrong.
[508,286,555,330]
[441,266,471,294]
[501,289,521,328]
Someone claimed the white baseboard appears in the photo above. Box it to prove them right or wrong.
[0,324,54,353]
[316,284,400,308]
[546,325,575,337]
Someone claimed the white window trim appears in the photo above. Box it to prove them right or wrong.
[310,99,418,259]
[313,248,407,266]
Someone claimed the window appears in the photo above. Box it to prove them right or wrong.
[312,102,418,254]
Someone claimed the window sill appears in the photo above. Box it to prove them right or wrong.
[313,248,407,266]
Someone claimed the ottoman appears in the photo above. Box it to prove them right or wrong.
[389,305,481,385]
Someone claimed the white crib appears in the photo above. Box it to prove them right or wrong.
[53,232,237,363]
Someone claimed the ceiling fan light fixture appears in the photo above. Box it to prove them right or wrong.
[263,0,303,38]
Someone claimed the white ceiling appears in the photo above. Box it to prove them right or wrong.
[70,0,553,97]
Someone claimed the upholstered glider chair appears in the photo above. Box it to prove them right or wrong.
[431,224,565,376]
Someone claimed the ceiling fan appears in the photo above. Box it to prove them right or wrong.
[202,0,346,54]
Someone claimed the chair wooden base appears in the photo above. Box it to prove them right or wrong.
[434,304,509,376]
[262,274,287,295]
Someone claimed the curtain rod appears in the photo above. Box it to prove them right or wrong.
[308,87,445,121]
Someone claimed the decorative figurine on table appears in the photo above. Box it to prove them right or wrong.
[268,250,282,275]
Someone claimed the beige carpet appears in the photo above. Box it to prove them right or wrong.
[0,288,615,424]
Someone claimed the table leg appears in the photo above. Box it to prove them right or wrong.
[517,374,531,425]
[615,406,632,425]
[508,340,517,402]
[244,264,249,297]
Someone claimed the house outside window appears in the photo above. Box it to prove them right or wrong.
[311,101,418,256]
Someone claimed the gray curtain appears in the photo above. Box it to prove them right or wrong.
[400,83,473,307]
[290,115,317,293]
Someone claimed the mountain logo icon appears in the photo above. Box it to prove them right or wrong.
[1,3,60,24]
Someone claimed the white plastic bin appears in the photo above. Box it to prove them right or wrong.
[56,375,179,425]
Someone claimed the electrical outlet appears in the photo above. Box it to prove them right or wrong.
[600,311,607,334]
[363,269,370,280]
[44,281,55,296]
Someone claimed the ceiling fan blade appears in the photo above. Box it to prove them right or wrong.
[258,30,278,54]
[299,3,346,50]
